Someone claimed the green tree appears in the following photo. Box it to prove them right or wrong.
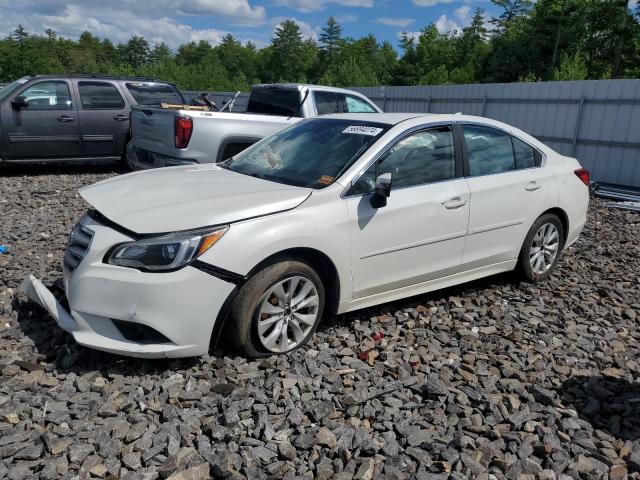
[552,52,588,80]
[269,20,307,82]
[119,35,150,69]
[491,0,533,28]
[319,16,342,63]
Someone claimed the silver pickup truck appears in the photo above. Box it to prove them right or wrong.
[126,83,382,168]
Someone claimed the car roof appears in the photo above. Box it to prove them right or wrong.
[252,83,372,95]
[320,112,518,128]
[320,112,437,125]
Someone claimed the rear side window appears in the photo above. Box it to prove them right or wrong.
[247,88,301,117]
[512,136,542,169]
[315,91,342,115]
[78,82,125,109]
[125,82,184,105]
[344,94,377,113]
[463,125,515,176]
[20,81,73,110]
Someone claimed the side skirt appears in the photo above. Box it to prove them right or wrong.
[337,260,517,314]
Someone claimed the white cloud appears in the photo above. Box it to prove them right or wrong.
[335,14,359,23]
[274,0,374,13]
[376,17,415,27]
[454,5,471,23]
[435,14,461,34]
[0,0,269,48]
[411,0,456,6]
[173,0,266,22]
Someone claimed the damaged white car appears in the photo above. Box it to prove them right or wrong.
[22,113,589,358]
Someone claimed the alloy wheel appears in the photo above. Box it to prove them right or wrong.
[256,275,319,353]
[529,223,560,275]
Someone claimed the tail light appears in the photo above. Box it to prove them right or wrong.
[574,168,590,187]
[175,116,193,149]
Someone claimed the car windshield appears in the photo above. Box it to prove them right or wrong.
[221,118,390,189]
[125,82,184,105]
[0,77,29,101]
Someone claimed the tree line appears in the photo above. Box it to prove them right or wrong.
[1,0,639,91]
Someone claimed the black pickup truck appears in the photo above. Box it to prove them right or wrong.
[0,75,184,165]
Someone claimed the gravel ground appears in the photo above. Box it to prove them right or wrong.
[1,164,639,480]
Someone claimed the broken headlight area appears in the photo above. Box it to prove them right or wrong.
[105,226,227,272]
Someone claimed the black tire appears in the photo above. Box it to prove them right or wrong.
[226,260,325,358]
[517,213,565,283]
[121,139,136,171]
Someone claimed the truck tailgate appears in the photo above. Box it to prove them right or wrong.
[130,106,179,156]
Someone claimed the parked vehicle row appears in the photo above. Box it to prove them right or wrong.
[22,113,590,358]
[126,83,382,169]
[0,75,184,165]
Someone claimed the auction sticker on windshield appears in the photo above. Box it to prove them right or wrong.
[342,126,384,136]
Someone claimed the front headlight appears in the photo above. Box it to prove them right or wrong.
[106,226,228,272]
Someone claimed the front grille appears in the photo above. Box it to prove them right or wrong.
[63,214,94,273]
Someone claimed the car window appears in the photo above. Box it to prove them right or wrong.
[20,81,73,110]
[344,94,377,113]
[246,88,301,117]
[350,126,456,195]
[513,136,541,169]
[125,82,184,105]
[78,81,125,109]
[222,118,389,189]
[315,91,342,115]
[463,125,515,176]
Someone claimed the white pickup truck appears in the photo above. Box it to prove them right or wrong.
[126,83,382,168]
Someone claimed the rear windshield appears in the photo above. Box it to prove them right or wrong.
[246,88,301,117]
[125,82,184,106]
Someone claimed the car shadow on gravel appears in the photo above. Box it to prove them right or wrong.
[317,270,519,332]
[559,375,640,441]
[0,162,125,177]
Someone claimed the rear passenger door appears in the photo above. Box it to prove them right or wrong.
[459,124,552,270]
[75,81,129,157]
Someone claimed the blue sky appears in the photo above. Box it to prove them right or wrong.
[0,0,502,50]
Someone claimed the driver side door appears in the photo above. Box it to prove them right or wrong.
[345,125,470,299]
[1,80,81,160]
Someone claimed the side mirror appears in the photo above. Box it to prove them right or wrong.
[11,96,29,110]
[370,172,392,208]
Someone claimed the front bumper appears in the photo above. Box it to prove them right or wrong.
[20,215,235,358]
[127,144,198,170]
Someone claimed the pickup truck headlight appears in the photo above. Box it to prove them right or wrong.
[106,226,227,272]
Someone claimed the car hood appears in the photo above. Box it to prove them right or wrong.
[80,164,312,234]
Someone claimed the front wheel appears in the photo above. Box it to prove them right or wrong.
[226,260,325,357]
[517,214,564,283]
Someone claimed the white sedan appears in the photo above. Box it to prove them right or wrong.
[21,113,589,358]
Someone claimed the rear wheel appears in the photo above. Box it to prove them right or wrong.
[227,260,325,357]
[517,214,564,283]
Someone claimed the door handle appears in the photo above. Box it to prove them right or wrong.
[113,114,129,121]
[443,197,467,209]
[57,115,75,122]
[525,181,541,192]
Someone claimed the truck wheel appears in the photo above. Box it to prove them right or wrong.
[227,260,325,357]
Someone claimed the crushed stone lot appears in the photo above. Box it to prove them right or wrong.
[1,165,639,480]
